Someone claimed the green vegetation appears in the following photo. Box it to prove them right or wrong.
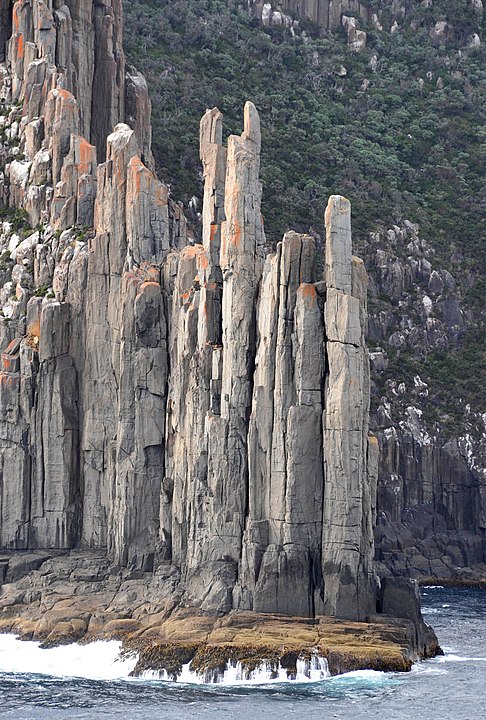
[123,1,484,254]
[378,333,486,433]
[123,0,486,432]
[0,249,12,272]
[33,284,54,299]
[0,206,31,236]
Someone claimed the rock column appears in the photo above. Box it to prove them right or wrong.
[0,1,380,620]
[167,103,265,612]
[235,231,325,616]
[321,196,376,619]
[82,123,172,566]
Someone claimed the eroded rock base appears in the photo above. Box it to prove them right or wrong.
[0,551,441,677]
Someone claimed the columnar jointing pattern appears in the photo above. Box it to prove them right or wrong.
[0,2,377,621]
[164,105,378,619]
[245,0,369,30]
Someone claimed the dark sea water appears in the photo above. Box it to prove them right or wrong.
[0,587,485,720]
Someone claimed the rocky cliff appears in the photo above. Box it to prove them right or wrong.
[242,0,484,39]
[365,222,486,582]
[223,0,486,583]
[0,0,389,623]
[242,1,369,30]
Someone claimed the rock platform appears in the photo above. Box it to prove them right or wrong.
[0,551,441,679]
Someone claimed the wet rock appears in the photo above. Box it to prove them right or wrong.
[378,576,441,657]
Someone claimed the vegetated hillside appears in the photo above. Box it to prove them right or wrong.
[123,0,486,438]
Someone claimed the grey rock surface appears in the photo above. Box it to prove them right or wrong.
[0,1,428,627]
[245,1,370,30]
[321,197,376,620]
[364,221,486,581]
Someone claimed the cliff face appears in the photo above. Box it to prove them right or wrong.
[244,0,484,37]
[364,224,486,580]
[0,0,380,621]
[243,1,369,30]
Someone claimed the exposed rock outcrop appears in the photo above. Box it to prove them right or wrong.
[0,550,439,675]
[321,196,376,619]
[0,0,152,232]
[364,222,486,581]
[342,15,367,51]
[242,0,483,48]
[0,1,386,623]
[244,1,370,31]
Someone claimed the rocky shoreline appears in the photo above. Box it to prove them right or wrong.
[0,551,441,680]
[418,577,486,589]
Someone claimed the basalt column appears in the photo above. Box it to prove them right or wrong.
[163,108,226,578]
[322,196,377,620]
[0,1,380,622]
[82,123,172,567]
[163,102,265,612]
[235,230,325,617]
[200,101,265,609]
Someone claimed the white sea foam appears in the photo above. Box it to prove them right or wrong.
[0,634,137,680]
[0,635,331,686]
[411,664,448,676]
[0,636,402,687]
[436,654,486,663]
[141,653,330,685]
[423,585,445,589]
[332,669,388,682]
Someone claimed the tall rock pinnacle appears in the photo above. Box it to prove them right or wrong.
[322,196,377,619]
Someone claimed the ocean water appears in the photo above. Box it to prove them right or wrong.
[0,587,485,719]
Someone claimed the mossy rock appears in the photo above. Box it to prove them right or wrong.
[190,643,282,679]
[326,648,412,675]
[131,642,201,680]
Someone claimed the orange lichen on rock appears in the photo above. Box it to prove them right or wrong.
[182,245,205,261]
[209,224,219,243]
[197,251,209,272]
[57,88,75,102]
[232,219,241,248]
[123,271,143,291]
[154,182,168,208]
[76,137,96,175]
[2,355,18,373]
[299,283,317,306]
[139,264,161,283]
[16,33,24,60]
[12,3,19,32]
[139,281,160,293]
[128,156,145,194]
[0,373,18,388]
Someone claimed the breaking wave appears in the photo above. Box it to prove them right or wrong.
[0,635,331,685]
[140,654,330,685]
[0,634,137,680]
[436,654,486,663]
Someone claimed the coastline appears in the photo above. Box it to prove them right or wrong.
[0,551,442,681]
[418,577,486,589]
[0,610,436,680]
